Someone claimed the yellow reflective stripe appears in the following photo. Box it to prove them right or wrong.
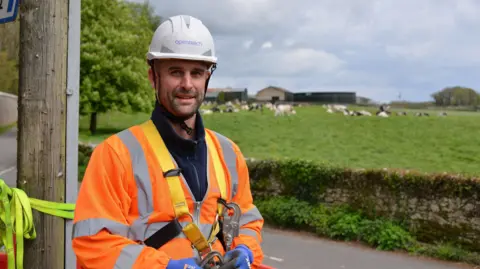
[140,120,190,217]
[205,131,227,207]
[205,131,229,244]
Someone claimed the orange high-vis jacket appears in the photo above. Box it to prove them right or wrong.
[72,120,264,269]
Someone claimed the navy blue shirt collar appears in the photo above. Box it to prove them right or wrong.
[150,102,206,154]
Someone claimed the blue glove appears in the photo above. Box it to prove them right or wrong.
[223,245,253,269]
[166,257,202,269]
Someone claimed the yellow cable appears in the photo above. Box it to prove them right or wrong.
[0,179,75,269]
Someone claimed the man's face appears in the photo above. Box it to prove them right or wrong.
[149,59,211,118]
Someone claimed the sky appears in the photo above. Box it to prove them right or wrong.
[133,0,480,103]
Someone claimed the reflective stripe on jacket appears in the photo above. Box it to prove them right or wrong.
[72,123,264,269]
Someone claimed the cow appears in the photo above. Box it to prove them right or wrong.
[274,104,296,116]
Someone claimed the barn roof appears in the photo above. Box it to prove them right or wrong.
[257,86,292,94]
[207,87,247,93]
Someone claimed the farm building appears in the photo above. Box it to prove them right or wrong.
[205,88,249,103]
[255,86,294,103]
[293,91,357,104]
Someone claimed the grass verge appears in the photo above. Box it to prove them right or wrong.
[0,122,16,135]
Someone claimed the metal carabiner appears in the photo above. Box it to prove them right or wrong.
[199,250,224,269]
[218,199,242,252]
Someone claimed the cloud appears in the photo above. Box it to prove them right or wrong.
[261,42,273,49]
[134,0,480,102]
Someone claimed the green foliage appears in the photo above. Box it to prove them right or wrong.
[0,123,16,135]
[0,51,18,95]
[431,86,480,107]
[125,2,162,32]
[217,91,225,103]
[248,159,480,204]
[248,158,480,251]
[78,144,94,180]
[256,196,415,251]
[359,219,415,251]
[256,196,480,264]
[80,0,157,117]
[413,242,480,264]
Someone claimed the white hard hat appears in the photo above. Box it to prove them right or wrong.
[147,15,217,64]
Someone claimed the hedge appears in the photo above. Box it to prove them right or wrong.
[256,196,480,265]
[247,158,480,252]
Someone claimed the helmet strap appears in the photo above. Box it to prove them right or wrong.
[205,63,217,94]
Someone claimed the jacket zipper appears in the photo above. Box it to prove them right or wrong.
[190,162,202,225]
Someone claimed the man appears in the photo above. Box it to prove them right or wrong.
[72,15,264,269]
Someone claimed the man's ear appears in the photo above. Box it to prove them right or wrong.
[148,67,155,89]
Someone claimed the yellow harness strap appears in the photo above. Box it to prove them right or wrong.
[140,120,228,254]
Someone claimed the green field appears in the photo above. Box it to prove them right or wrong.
[79,106,480,176]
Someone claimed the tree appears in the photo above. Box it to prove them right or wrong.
[218,91,225,104]
[0,51,18,94]
[431,86,480,107]
[80,0,159,134]
[125,1,162,32]
[0,21,20,95]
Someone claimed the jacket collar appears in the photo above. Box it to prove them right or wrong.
[150,102,206,154]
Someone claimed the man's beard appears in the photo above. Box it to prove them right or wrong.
[167,87,204,119]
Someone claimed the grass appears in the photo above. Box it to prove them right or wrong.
[0,122,16,135]
[79,106,480,176]
[79,112,150,143]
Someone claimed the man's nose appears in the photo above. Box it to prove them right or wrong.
[180,73,194,90]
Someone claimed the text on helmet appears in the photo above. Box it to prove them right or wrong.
[175,40,203,46]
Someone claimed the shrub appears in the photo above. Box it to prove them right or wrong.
[256,196,480,265]
[248,158,480,251]
[256,196,415,251]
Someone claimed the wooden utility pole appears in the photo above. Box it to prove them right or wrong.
[17,0,69,268]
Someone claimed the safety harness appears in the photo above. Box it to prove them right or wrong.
[139,120,229,257]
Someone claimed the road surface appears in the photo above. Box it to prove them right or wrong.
[0,129,476,269]
[259,227,475,269]
[0,127,17,187]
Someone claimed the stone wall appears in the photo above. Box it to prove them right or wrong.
[0,92,17,126]
[247,159,480,251]
[322,187,480,250]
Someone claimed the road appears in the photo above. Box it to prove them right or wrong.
[259,227,475,269]
[0,129,476,269]
[0,127,17,187]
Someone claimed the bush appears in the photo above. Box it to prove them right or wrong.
[256,196,480,264]
[256,196,415,251]
[247,159,480,203]
[248,158,480,251]
[78,143,94,180]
